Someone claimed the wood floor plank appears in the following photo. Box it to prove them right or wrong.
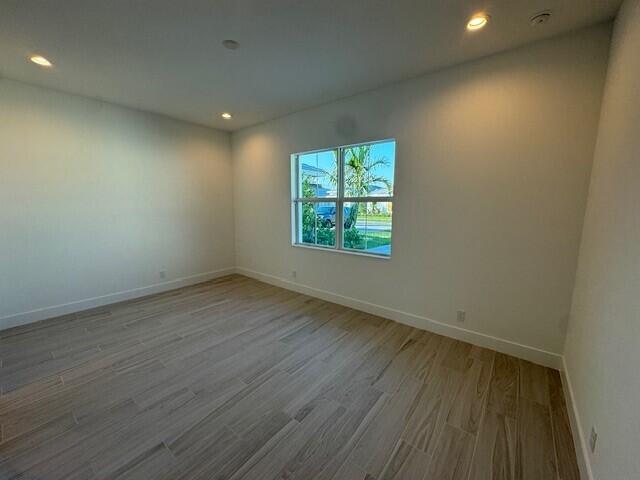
[469,345,495,364]
[445,358,492,434]
[372,337,423,394]
[168,426,239,479]
[0,275,578,480]
[519,359,550,406]
[331,461,371,480]
[237,400,345,480]
[294,344,393,418]
[426,424,475,480]
[487,353,519,418]
[100,443,176,480]
[468,409,516,480]
[313,391,388,480]
[0,412,76,461]
[227,419,299,480]
[348,376,422,478]
[193,410,294,480]
[276,388,383,480]
[0,398,140,478]
[400,365,463,456]
[515,397,558,480]
[441,340,473,372]
[548,369,581,480]
[379,440,430,480]
[412,333,443,383]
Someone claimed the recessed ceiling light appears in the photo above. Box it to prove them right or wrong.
[221,112,233,119]
[467,14,490,31]
[222,40,240,50]
[29,55,52,67]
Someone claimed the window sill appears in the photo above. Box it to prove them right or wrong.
[291,243,391,260]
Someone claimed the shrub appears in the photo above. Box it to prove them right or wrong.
[343,227,362,249]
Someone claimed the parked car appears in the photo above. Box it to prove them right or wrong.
[315,205,336,227]
[315,205,353,228]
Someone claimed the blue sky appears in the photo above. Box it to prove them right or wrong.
[368,141,396,189]
[300,140,395,193]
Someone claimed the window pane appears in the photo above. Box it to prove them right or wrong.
[298,150,338,198]
[343,201,392,255]
[343,141,395,198]
[298,201,336,247]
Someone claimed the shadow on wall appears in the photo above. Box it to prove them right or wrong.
[334,115,358,139]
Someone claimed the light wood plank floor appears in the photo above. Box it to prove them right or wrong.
[0,275,580,479]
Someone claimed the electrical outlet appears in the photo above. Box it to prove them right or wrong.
[457,310,466,322]
[159,271,166,279]
[589,426,598,453]
[291,270,297,279]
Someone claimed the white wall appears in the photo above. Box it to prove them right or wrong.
[564,1,640,478]
[232,25,611,362]
[0,79,235,329]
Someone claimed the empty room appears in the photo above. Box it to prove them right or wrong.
[1,0,638,479]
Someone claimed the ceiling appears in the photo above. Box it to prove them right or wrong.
[0,0,621,131]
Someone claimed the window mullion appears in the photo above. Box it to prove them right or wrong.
[336,147,344,251]
[294,197,339,202]
[342,196,393,202]
[293,155,299,244]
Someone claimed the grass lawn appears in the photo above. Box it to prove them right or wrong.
[363,231,391,249]
[365,213,392,223]
[346,230,391,250]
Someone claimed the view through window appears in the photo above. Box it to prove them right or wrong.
[291,139,395,256]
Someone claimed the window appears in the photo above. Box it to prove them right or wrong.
[291,139,395,257]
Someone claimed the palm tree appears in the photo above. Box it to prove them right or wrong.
[342,145,391,228]
[302,146,391,247]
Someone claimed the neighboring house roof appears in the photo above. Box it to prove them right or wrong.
[302,163,337,196]
[303,164,390,197]
[303,164,391,197]
[301,163,327,176]
[367,185,390,195]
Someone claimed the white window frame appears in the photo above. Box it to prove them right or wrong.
[290,139,395,258]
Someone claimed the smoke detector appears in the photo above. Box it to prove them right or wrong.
[530,11,552,26]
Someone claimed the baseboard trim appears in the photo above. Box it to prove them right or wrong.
[561,356,594,480]
[0,267,236,331]
[1,265,564,370]
[236,267,563,369]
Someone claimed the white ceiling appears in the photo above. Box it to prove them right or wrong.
[0,0,621,131]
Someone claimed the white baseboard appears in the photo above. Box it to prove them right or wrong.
[1,265,564,370]
[236,267,563,369]
[561,356,594,480]
[0,267,236,331]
